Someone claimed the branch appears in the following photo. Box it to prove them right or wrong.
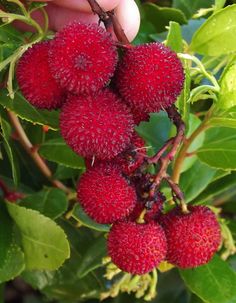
[7,111,70,194]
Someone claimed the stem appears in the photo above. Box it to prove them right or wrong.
[7,111,70,194]
[172,120,210,184]
[149,106,185,200]
[87,0,130,45]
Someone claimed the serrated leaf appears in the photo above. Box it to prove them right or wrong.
[7,203,70,270]
[0,90,59,130]
[180,159,216,202]
[143,3,187,33]
[19,188,68,219]
[180,255,236,303]
[39,138,85,169]
[0,202,25,282]
[190,5,236,56]
[209,107,236,129]
[72,204,110,232]
[0,244,25,283]
[0,117,19,185]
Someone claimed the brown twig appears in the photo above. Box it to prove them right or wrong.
[149,105,185,200]
[7,111,70,194]
[87,0,130,45]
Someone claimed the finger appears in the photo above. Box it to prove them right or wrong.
[46,3,99,31]
[115,0,140,42]
[14,3,99,32]
[31,0,120,13]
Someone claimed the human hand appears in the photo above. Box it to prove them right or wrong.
[27,0,140,41]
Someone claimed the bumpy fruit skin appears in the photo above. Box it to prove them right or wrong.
[60,89,134,160]
[130,105,150,125]
[113,133,147,175]
[161,206,221,268]
[85,133,146,175]
[115,42,184,113]
[77,163,137,224]
[16,41,65,109]
[49,22,117,94]
[108,221,167,274]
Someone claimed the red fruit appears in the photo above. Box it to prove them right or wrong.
[114,133,147,175]
[144,193,165,222]
[115,42,184,113]
[86,133,146,175]
[130,105,150,125]
[60,90,134,160]
[16,41,65,109]
[49,22,117,94]
[108,221,167,274]
[161,206,221,268]
[77,163,137,224]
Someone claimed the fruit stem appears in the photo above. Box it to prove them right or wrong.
[7,111,70,194]
[149,105,185,199]
[87,0,130,45]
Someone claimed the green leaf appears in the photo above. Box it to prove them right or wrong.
[0,203,25,282]
[218,63,236,109]
[0,244,25,283]
[180,159,216,202]
[176,64,191,129]
[136,112,172,153]
[0,90,59,130]
[0,117,19,185]
[0,0,22,13]
[193,171,236,203]
[215,0,227,10]
[72,204,110,232]
[39,138,85,169]
[173,0,214,19]
[209,107,236,128]
[166,21,183,52]
[22,220,105,302]
[180,255,236,303]
[0,24,24,43]
[19,188,68,219]
[190,4,236,56]
[7,203,70,270]
[77,236,106,278]
[180,114,205,173]
[197,127,236,170]
[142,3,187,33]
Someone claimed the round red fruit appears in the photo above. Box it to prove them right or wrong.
[108,221,167,274]
[77,163,137,224]
[16,41,65,110]
[49,22,117,94]
[161,206,221,268]
[115,42,184,113]
[60,89,134,160]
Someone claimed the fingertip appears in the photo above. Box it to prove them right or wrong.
[114,0,140,42]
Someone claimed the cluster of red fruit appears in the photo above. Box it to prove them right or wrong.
[16,21,221,275]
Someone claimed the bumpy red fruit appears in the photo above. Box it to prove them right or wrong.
[77,164,137,224]
[115,42,184,113]
[108,221,167,274]
[161,206,221,268]
[16,41,65,109]
[60,89,134,160]
[49,22,117,94]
